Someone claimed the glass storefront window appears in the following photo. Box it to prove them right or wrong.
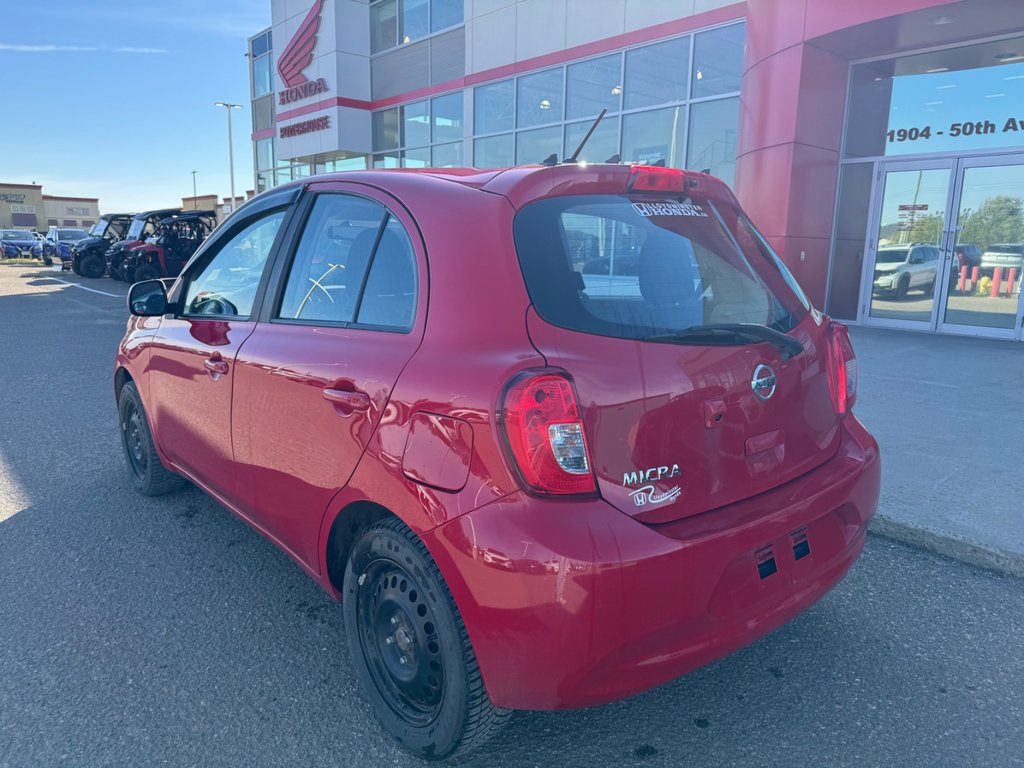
[517,69,564,128]
[624,37,690,110]
[402,0,429,44]
[373,153,401,168]
[516,126,562,165]
[251,31,271,59]
[371,0,398,53]
[256,138,273,172]
[564,117,620,164]
[432,92,463,143]
[846,37,1024,159]
[688,97,739,185]
[474,134,514,168]
[432,141,463,167]
[252,55,271,98]
[324,156,368,172]
[622,107,687,168]
[692,23,744,98]
[431,0,462,32]
[826,163,875,320]
[373,107,400,150]
[567,54,622,121]
[475,80,514,134]
[402,146,430,167]
[402,100,430,148]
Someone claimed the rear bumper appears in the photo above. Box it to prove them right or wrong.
[424,415,880,711]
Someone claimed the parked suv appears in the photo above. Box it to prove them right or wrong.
[33,227,88,267]
[117,165,880,760]
[980,243,1024,274]
[0,229,38,258]
[70,214,134,278]
[872,243,939,299]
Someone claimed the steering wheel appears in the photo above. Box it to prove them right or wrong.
[191,296,238,316]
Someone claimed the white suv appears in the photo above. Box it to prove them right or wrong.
[873,243,939,300]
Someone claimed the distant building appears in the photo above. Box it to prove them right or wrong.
[0,182,100,230]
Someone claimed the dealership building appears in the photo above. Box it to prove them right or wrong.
[249,0,1024,341]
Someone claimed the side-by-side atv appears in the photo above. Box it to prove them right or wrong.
[121,210,217,283]
[70,214,135,278]
[106,208,183,281]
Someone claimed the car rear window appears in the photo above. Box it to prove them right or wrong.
[513,194,807,341]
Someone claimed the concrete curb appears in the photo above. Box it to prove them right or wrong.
[869,514,1024,580]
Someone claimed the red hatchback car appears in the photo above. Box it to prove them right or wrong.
[116,163,880,759]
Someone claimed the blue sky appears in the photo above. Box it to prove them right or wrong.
[0,1,270,213]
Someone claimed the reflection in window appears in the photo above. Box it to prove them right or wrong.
[622,107,687,168]
[252,55,271,98]
[402,0,428,43]
[565,117,620,164]
[475,80,514,134]
[624,37,690,109]
[517,69,564,128]
[688,97,739,186]
[692,23,744,98]
[567,54,622,121]
[431,0,462,32]
[402,100,430,147]
[474,134,514,168]
[516,126,562,165]
[371,0,398,53]
[373,108,400,150]
[432,141,463,167]
[432,92,463,143]
[357,217,418,329]
[402,146,430,168]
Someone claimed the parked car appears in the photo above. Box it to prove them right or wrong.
[105,208,182,280]
[32,227,89,267]
[70,214,134,278]
[979,243,1024,274]
[872,243,939,299]
[117,164,879,760]
[0,229,40,258]
[121,210,216,282]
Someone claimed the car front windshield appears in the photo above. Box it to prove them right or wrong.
[88,220,108,237]
[876,250,908,264]
[127,218,146,240]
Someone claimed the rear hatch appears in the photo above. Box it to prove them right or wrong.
[512,168,842,524]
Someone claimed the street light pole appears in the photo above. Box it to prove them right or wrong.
[190,170,197,210]
[214,102,242,213]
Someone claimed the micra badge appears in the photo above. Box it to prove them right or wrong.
[622,464,681,487]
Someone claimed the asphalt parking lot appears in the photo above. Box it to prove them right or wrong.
[1,265,1022,767]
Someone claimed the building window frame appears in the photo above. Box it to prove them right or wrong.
[369,0,464,55]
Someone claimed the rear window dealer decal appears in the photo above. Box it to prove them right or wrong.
[631,202,708,217]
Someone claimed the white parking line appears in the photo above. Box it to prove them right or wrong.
[46,277,123,298]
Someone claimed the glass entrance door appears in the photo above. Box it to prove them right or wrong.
[938,157,1024,339]
[862,162,954,327]
[862,157,1024,339]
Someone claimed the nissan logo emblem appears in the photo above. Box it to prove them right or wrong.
[751,364,777,401]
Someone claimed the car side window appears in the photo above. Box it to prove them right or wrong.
[277,194,417,330]
[355,217,417,329]
[182,211,285,318]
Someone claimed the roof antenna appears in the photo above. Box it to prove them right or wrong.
[566,108,608,163]
[540,153,559,166]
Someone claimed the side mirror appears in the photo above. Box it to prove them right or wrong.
[128,279,169,316]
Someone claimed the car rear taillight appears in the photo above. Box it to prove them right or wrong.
[625,165,687,194]
[826,322,857,415]
[500,372,597,496]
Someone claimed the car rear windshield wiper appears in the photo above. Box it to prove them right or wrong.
[644,323,804,360]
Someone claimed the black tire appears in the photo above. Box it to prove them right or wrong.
[895,275,910,300]
[134,263,160,283]
[42,254,53,267]
[71,257,84,276]
[922,280,935,296]
[80,253,106,279]
[343,518,511,760]
[117,382,185,496]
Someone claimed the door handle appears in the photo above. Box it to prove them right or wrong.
[322,387,370,412]
[203,357,229,376]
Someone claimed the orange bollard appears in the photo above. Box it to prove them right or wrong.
[971,266,980,290]
[957,266,967,292]
[1008,268,1019,296]
[992,267,1004,297]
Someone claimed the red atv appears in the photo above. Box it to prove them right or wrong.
[122,210,217,283]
